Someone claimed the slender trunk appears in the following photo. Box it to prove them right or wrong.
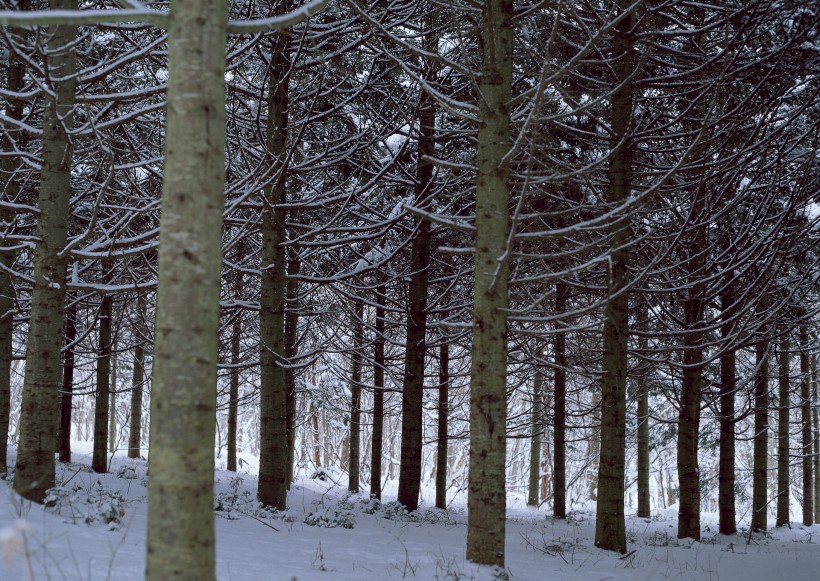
[58,301,77,463]
[588,391,601,500]
[227,313,241,471]
[528,370,544,507]
[595,1,636,553]
[752,340,770,532]
[128,344,145,459]
[636,302,650,519]
[13,0,78,503]
[397,12,436,511]
[776,335,790,527]
[257,16,291,510]
[554,282,567,518]
[284,249,299,487]
[92,295,113,473]
[812,354,819,525]
[718,287,737,534]
[435,341,449,509]
[466,0,513,567]
[108,350,118,454]
[145,0,227,577]
[348,298,363,493]
[370,283,386,500]
[799,323,812,525]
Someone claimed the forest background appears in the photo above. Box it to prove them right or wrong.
[0,0,818,578]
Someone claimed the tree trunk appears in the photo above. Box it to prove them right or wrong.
[554,282,567,518]
[718,286,737,534]
[466,0,513,567]
[58,300,77,463]
[636,302,650,519]
[799,323,812,525]
[348,297,363,493]
[108,349,118,454]
[595,0,636,554]
[397,10,436,511]
[14,0,78,502]
[144,0,227,577]
[284,249,299,488]
[128,343,145,459]
[435,341,449,509]
[0,1,27,475]
[812,355,819,525]
[751,340,770,532]
[371,283,386,500]
[528,370,544,507]
[227,310,241,471]
[257,17,291,510]
[92,295,113,472]
[776,335,790,527]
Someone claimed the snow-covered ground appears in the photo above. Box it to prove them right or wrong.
[1,442,818,581]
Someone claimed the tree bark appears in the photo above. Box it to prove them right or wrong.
[0,0,27,475]
[776,335,790,527]
[751,340,770,532]
[718,285,737,534]
[58,300,77,463]
[257,15,291,510]
[528,370,544,507]
[128,343,145,459]
[799,323,812,525]
[227,311,241,471]
[144,0,227,577]
[553,282,567,518]
[595,0,636,553]
[466,0,513,567]
[14,0,78,502]
[636,301,650,519]
[435,341,449,509]
[348,297,363,493]
[397,10,436,511]
[108,348,118,454]
[92,295,113,472]
[284,249,299,488]
[370,283,386,500]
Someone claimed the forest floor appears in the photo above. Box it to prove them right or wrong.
[1,443,818,580]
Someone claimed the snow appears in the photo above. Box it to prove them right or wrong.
[1,442,818,581]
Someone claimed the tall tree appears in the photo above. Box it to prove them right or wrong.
[595,0,638,554]
[92,294,113,473]
[397,7,437,512]
[348,296,363,493]
[128,342,145,460]
[799,323,812,526]
[14,0,78,502]
[435,340,449,509]
[776,334,790,527]
[257,1,292,510]
[466,0,513,567]
[145,0,228,577]
[751,339,770,532]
